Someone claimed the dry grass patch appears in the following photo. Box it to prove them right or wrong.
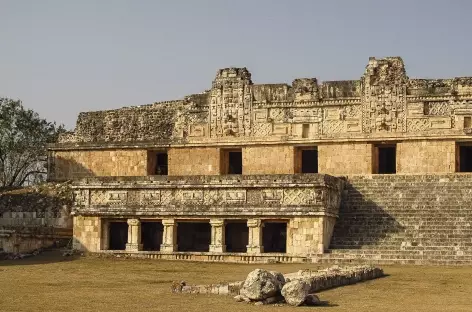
[1,251,472,311]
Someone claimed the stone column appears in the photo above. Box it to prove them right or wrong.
[100,219,110,251]
[209,219,225,253]
[160,219,177,252]
[246,219,263,254]
[125,218,143,252]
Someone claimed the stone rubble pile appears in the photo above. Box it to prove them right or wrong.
[173,265,384,307]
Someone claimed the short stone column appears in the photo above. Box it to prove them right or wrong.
[246,219,264,254]
[209,219,225,253]
[160,219,178,252]
[125,218,143,252]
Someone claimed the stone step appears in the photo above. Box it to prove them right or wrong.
[321,252,472,260]
[329,244,472,250]
[326,248,472,255]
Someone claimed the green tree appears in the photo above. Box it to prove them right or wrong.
[0,98,65,187]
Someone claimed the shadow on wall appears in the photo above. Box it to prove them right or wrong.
[329,182,405,248]
[0,182,75,255]
[50,155,97,181]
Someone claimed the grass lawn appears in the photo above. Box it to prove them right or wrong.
[1,251,472,312]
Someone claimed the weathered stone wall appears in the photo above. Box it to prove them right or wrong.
[73,216,101,252]
[318,143,373,175]
[287,217,323,255]
[242,146,295,174]
[168,147,221,176]
[52,150,148,179]
[397,140,455,173]
[0,183,73,253]
[286,216,337,256]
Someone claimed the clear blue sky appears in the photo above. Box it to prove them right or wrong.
[1,0,471,129]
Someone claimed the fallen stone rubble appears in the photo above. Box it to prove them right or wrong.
[172,265,384,306]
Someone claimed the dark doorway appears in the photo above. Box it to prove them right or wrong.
[177,222,211,252]
[377,145,396,174]
[228,151,242,174]
[262,222,287,253]
[459,145,472,172]
[155,152,168,175]
[301,149,318,173]
[225,221,248,252]
[147,151,168,175]
[141,222,163,251]
[109,222,128,250]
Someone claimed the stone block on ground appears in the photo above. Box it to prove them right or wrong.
[281,280,311,306]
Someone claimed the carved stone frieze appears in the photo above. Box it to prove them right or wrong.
[72,174,344,217]
[56,57,472,147]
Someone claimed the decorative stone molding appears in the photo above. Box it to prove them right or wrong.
[70,174,344,218]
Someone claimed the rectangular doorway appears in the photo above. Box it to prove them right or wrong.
[141,221,163,251]
[177,221,211,252]
[297,147,318,173]
[147,151,168,175]
[221,149,243,174]
[262,221,287,253]
[458,144,472,172]
[225,221,248,252]
[108,222,128,250]
[374,144,396,174]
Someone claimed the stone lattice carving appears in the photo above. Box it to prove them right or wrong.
[424,102,450,116]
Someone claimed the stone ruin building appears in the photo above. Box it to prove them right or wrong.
[48,57,472,264]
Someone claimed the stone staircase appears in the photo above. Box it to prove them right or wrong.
[319,174,472,265]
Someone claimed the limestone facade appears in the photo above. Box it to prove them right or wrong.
[47,56,472,261]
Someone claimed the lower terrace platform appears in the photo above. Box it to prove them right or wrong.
[71,174,344,258]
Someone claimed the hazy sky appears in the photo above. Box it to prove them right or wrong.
[1,0,472,129]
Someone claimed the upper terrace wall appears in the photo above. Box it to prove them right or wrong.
[52,150,148,179]
[53,57,472,149]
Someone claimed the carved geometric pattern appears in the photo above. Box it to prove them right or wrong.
[323,120,344,134]
[224,190,246,203]
[407,118,429,132]
[204,190,219,205]
[292,108,321,122]
[90,191,107,205]
[181,190,204,203]
[269,108,285,122]
[283,189,314,205]
[139,190,161,205]
[90,191,127,206]
[345,105,361,118]
[73,190,88,206]
[424,102,450,116]
[252,123,272,137]
[261,189,284,203]
[160,190,173,205]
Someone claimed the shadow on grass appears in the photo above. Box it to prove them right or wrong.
[317,301,339,307]
[0,249,81,266]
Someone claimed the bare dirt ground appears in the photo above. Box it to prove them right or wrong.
[1,250,472,312]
